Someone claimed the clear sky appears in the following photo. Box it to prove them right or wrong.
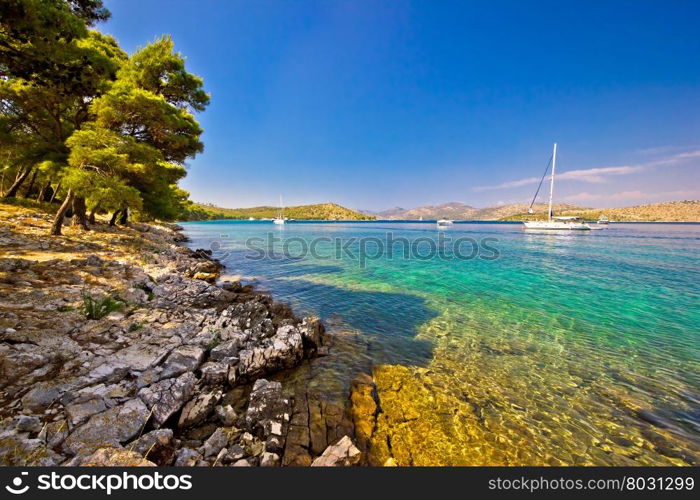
[101,0,700,210]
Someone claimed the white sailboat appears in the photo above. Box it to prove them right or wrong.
[523,143,590,230]
[272,196,285,225]
[437,219,453,227]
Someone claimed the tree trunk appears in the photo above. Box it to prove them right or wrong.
[118,207,129,225]
[23,169,38,198]
[109,209,120,226]
[88,202,100,225]
[50,189,74,236]
[72,196,89,230]
[3,167,31,198]
[36,181,49,202]
[49,181,61,203]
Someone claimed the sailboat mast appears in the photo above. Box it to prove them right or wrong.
[548,142,557,221]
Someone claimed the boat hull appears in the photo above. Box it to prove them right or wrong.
[523,221,591,230]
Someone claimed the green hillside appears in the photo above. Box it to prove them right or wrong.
[181,202,375,221]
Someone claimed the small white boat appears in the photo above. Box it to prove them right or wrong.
[248,217,255,221]
[597,216,609,225]
[437,219,453,227]
[272,196,285,225]
[523,143,590,231]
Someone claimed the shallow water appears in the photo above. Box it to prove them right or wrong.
[182,221,700,465]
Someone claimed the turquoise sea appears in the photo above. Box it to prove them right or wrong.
[182,221,700,465]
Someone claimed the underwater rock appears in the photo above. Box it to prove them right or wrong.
[350,373,378,456]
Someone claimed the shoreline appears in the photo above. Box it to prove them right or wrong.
[181,219,700,224]
[0,202,362,466]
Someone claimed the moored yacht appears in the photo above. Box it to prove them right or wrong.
[524,216,590,230]
[523,143,590,231]
[272,196,285,225]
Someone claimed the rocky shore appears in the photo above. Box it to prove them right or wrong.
[0,203,361,466]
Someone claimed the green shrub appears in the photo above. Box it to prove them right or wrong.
[128,321,144,332]
[206,331,222,352]
[80,292,124,320]
[135,282,155,301]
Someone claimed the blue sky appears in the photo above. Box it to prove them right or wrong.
[102,0,700,210]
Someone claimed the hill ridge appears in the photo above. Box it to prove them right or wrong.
[182,202,375,221]
[364,200,700,222]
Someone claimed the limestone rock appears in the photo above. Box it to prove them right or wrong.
[21,383,62,412]
[178,390,222,429]
[200,361,228,385]
[83,361,130,385]
[260,451,280,467]
[174,447,201,466]
[62,398,150,456]
[202,428,228,458]
[214,404,237,426]
[225,444,246,462]
[81,447,155,466]
[138,372,196,425]
[15,415,42,434]
[111,341,174,373]
[299,317,324,353]
[193,272,217,282]
[245,379,289,440]
[238,325,304,378]
[66,398,107,429]
[311,436,361,467]
[38,419,68,449]
[209,339,243,361]
[161,345,205,378]
[0,433,62,466]
[129,429,176,465]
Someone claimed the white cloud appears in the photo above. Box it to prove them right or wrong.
[473,149,700,192]
[557,166,641,183]
[473,176,540,191]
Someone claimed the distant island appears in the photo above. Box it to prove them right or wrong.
[182,202,375,221]
[500,200,700,222]
[183,200,700,222]
[362,200,700,222]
